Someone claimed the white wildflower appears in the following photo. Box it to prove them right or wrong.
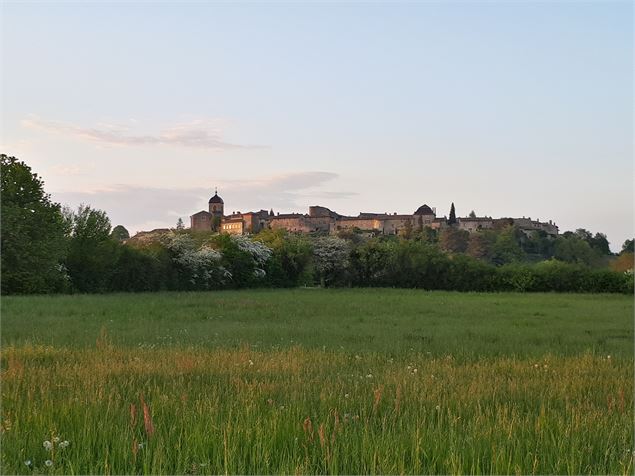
[44,460,53,467]
[59,440,70,449]
[43,440,53,451]
[24,460,32,466]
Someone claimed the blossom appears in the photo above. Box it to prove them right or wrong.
[231,235,272,274]
[24,460,32,466]
[59,440,70,449]
[44,460,53,467]
[43,440,53,451]
[52,436,60,443]
[312,236,350,276]
[164,233,229,288]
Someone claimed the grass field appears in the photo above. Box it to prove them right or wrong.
[1,289,633,474]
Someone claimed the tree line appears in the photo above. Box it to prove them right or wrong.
[2,154,633,295]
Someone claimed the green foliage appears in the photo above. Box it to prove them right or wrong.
[553,234,599,266]
[412,225,438,244]
[109,245,166,292]
[110,225,130,241]
[255,229,313,287]
[65,205,119,293]
[491,226,525,265]
[0,154,69,294]
[212,234,260,288]
[621,239,634,254]
[448,202,457,225]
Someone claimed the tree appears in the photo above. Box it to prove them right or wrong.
[491,226,525,265]
[312,236,350,286]
[255,229,313,286]
[589,232,610,256]
[448,203,457,225]
[467,230,496,260]
[176,218,184,230]
[610,252,634,273]
[469,210,476,218]
[400,218,413,239]
[1,155,70,294]
[65,204,120,292]
[439,227,469,254]
[111,225,130,241]
[553,234,597,266]
[622,239,634,254]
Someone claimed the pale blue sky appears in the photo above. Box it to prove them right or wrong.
[1,2,632,249]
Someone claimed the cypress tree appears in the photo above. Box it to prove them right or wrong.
[448,202,457,225]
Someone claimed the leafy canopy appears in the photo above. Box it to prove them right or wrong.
[0,154,69,294]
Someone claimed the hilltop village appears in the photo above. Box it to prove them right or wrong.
[189,190,559,237]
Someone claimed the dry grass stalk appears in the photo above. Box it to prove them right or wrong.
[373,385,384,414]
[303,417,313,442]
[130,403,137,428]
[140,394,155,437]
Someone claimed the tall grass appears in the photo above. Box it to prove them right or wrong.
[1,290,633,474]
[2,346,632,474]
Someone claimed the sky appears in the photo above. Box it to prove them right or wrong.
[1,1,632,250]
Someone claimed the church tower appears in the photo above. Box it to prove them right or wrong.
[208,188,224,231]
[208,188,224,216]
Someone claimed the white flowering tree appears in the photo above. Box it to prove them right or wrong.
[312,236,351,286]
[163,232,231,289]
[230,235,273,279]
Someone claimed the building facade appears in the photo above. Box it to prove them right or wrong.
[189,190,559,237]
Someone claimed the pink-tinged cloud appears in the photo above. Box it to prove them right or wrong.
[21,116,266,150]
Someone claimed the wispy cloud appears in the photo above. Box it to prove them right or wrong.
[47,164,90,176]
[21,115,265,150]
[52,171,355,234]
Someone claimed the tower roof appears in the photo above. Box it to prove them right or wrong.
[208,189,224,204]
[414,204,434,215]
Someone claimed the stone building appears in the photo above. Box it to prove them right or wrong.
[188,189,558,237]
[190,189,224,231]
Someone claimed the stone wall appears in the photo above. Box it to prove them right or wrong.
[191,213,212,231]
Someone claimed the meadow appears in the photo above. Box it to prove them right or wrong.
[1,289,633,474]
